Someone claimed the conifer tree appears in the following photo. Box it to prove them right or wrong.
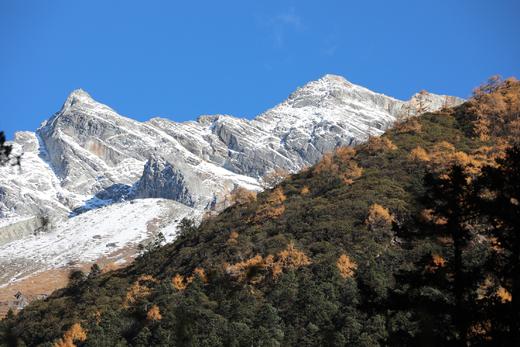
[476,145,520,344]
[396,165,480,346]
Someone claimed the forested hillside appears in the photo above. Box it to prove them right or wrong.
[1,77,519,346]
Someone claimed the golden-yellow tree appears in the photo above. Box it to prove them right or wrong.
[395,118,422,134]
[496,287,512,303]
[409,146,430,162]
[227,230,239,246]
[314,147,363,185]
[364,136,398,153]
[225,242,311,283]
[123,275,158,308]
[365,203,393,230]
[172,267,208,290]
[254,187,287,222]
[409,141,507,177]
[53,323,87,347]
[425,254,447,273]
[187,267,208,284]
[277,242,312,269]
[146,305,162,321]
[469,75,520,141]
[172,274,187,291]
[336,254,357,279]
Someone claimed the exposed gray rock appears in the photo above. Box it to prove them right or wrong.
[133,155,194,206]
[0,216,48,246]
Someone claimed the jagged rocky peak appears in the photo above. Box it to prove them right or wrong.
[196,114,221,125]
[284,74,401,111]
[35,89,153,193]
[61,89,96,110]
[134,155,194,206]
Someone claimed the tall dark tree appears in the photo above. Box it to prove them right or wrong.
[476,144,520,344]
[424,165,476,346]
[394,165,481,346]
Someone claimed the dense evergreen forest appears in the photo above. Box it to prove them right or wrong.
[1,77,519,346]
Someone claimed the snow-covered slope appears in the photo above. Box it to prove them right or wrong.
[0,74,464,287]
[0,199,197,287]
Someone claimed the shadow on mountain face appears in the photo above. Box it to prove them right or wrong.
[69,183,132,217]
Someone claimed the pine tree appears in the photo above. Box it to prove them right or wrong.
[425,165,475,345]
[476,144,520,344]
[395,165,481,345]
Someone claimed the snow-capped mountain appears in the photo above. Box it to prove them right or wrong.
[0,74,464,287]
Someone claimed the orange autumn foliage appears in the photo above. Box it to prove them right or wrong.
[53,323,87,347]
[469,75,520,141]
[277,242,312,269]
[496,286,512,303]
[409,140,507,177]
[300,185,310,195]
[225,242,311,283]
[395,118,423,134]
[365,203,393,229]
[336,254,357,279]
[268,255,284,279]
[468,320,492,341]
[409,146,430,162]
[227,230,239,246]
[172,267,208,291]
[314,147,363,185]
[365,136,398,153]
[225,254,266,283]
[172,274,187,291]
[254,187,287,222]
[146,305,162,321]
[426,254,447,273]
[432,254,446,267]
[123,275,158,308]
[420,209,448,226]
[188,267,208,284]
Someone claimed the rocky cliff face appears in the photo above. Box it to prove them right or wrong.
[133,155,195,206]
[0,74,464,286]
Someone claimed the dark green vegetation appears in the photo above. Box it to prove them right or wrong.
[1,77,519,346]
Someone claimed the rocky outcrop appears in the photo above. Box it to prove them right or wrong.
[133,156,194,206]
[0,216,48,246]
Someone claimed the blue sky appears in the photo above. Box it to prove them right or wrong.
[1,0,519,139]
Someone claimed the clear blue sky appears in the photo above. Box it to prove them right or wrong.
[1,0,519,139]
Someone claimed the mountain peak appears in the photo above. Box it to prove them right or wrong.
[319,74,349,83]
[61,89,96,111]
[307,74,354,89]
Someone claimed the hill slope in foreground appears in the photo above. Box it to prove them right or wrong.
[1,77,519,346]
